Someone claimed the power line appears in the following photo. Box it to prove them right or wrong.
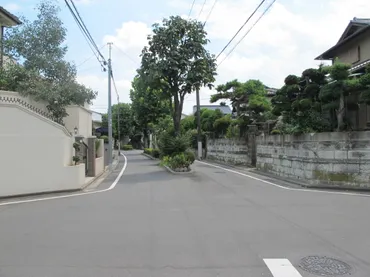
[188,0,196,17]
[64,0,106,70]
[69,0,105,62]
[218,0,276,67]
[198,0,207,19]
[113,44,140,66]
[76,45,106,67]
[215,0,266,60]
[203,0,218,27]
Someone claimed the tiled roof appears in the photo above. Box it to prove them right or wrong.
[0,6,22,25]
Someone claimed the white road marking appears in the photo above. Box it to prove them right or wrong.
[0,154,128,206]
[196,160,370,197]
[264,259,303,277]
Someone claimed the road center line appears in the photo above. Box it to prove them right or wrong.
[196,160,370,197]
[0,154,128,206]
[264,259,303,277]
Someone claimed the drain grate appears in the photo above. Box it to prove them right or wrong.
[299,256,352,276]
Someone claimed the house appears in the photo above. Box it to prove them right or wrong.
[315,17,370,130]
[193,105,232,115]
[0,6,21,68]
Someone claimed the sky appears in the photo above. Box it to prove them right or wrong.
[3,0,370,115]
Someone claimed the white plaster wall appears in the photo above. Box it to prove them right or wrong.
[0,104,85,197]
[64,105,92,138]
[95,157,105,176]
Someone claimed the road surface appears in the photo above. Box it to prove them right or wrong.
[0,150,369,276]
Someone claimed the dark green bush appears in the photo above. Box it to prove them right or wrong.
[152,149,160,158]
[144,148,153,155]
[122,145,133,150]
[158,132,191,156]
[100,135,109,143]
[184,150,195,164]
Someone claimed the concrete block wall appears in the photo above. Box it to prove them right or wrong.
[256,132,370,189]
[207,138,252,165]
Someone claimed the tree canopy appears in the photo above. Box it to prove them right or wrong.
[139,15,217,134]
[1,0,96,123]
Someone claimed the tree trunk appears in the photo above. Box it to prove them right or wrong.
[336,92,345,131]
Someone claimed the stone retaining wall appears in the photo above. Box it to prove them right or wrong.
[256,132,370,189]
[207,138,252,165]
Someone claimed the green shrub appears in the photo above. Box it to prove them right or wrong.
[144,148,153,155]
[100,135,109,143]
[159,132,191,156]
[122,145,133,150]
[95,139,101,153]
[151,148,160,158]
[184,150,195,164]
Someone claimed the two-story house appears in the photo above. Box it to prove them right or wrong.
[315,17,370,130]
[0,6,21,68]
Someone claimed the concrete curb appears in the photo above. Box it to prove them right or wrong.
[163,165,194,175]
[142,152,158,160]
[82,158,120,190]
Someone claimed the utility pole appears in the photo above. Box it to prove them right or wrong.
[196,86,202,160]
[107,42,113,167]
[117,95,121,156]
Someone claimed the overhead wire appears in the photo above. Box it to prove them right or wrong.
[69,0,106,62]
[203,0,218,27]
[76,45,106,67]
[188,0,196,17]
[113,44,140,67]
[217,0,276,67]
[197,0,207,19]
[64,0,106,71]
[215,0,266,60]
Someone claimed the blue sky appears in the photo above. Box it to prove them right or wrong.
[3,0,370,114]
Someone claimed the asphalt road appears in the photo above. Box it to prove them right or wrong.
[0,150,369,276]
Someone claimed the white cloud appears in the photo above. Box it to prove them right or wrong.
[3,3,20,11]
[81,0,370,115]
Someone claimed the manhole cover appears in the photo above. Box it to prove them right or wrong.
[299,256,352,276]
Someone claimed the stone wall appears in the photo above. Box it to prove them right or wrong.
[207,138,252,165]
[256,132,370,189]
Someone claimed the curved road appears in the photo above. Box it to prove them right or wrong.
[0,150,369,276]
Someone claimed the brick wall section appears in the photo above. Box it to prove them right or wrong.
[256,131,370,189]
[207,138,252,165]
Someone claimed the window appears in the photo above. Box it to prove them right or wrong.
[357,45,361,61]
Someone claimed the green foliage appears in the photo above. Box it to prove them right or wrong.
[144,148,153,155]
[139,15,217,134]
[72,156,80,165]
[161,152,194,170]
[100,135,109,143]
[122,145,133,151]
[211,79,271,132]
[152,149,160,158]
[180,115,196,132]
[158,131,191,156]
[73,142,80,152]
[213,115,231,136]
[3,0,96,123]
[95,139,101,154]
[188,129,206,149]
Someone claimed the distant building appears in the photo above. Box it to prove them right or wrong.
[193,105,232,115]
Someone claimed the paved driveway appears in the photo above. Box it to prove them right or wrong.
[0,150,369,276]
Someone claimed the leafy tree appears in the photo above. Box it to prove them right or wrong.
[130,74,169,147]
[2,0,96,123]
[358,65,370,105]
[139,16,217,135]
[180,115,196,132]
[319,62,362,131]
[112,103,134,140]
[272,67,330,133]
[211,79,271,134]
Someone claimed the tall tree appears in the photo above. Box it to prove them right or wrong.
[130,74,169,147]
[139,16,217,135]
[211,79,271,134]
[319,62,362,131]
[3,0,96,123]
